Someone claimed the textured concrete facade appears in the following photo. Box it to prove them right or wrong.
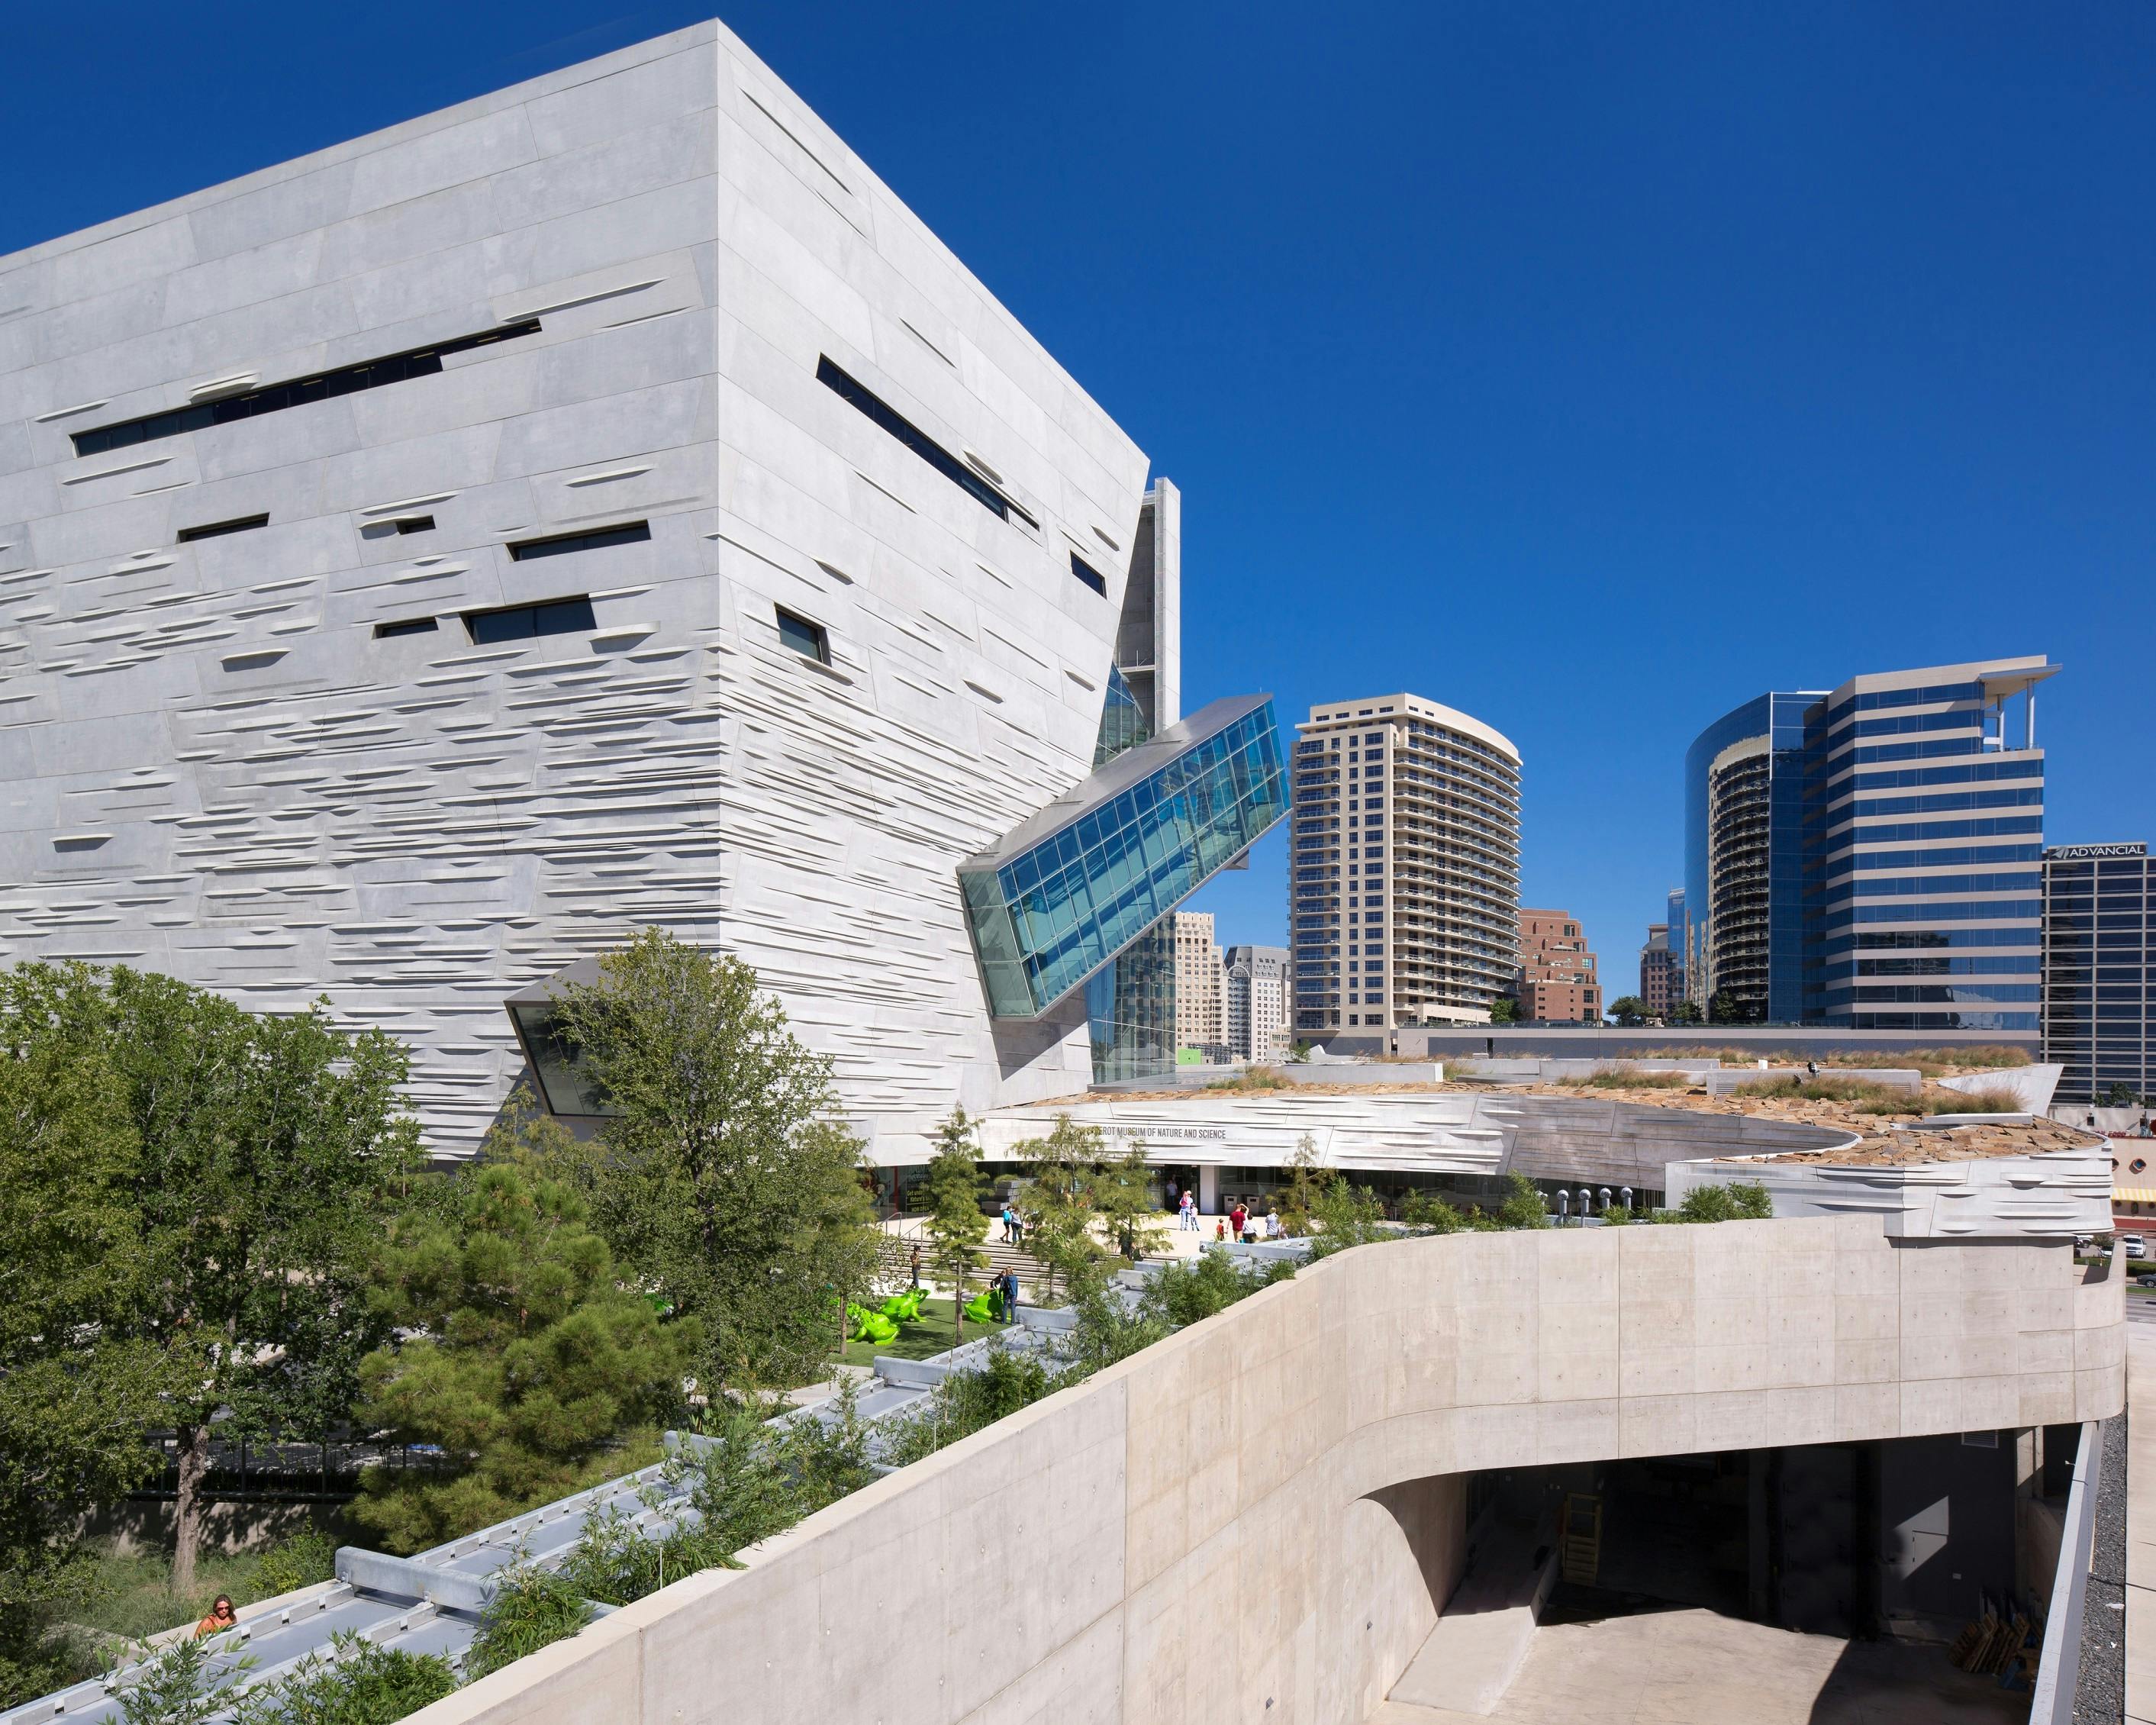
[0,23,1160,1153]
[395,1217,2124,1725]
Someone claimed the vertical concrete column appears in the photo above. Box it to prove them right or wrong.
[1199,1164,1220,1214]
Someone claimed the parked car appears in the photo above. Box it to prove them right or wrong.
[2125,1233,2148,1259]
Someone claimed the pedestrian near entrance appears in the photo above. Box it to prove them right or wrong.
[1229,1201,1248,1241]
[1178,1188,1197,1231]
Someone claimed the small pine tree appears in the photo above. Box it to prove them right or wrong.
[923,1109,989,1343]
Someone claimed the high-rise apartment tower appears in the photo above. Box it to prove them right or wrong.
[1289,695,1522,1036]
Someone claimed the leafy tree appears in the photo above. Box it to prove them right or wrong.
[1308,1176,1390,1258]
[1669,998,1703,1025]
[1673,1181,1774,1223]
[1143,1252,1295,1327]
[1606,995,1647,1026]
[114,1632,252,1725]
[921,1110,988,1343]
[1487,996,1519,1025]
[0,963,172,1698]
[1277,1133,1327,1237]
[350,1166,696,1553]
[1014,1115,1114,1298]
[1494,1174,1552,1230]
[3,963,422,1598]
[1094,1141,1167,1262]
[549,933,878,1394]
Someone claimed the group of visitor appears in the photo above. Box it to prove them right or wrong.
[1165,1181,1279,1244]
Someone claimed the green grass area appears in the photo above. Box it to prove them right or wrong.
[64,1528,337,1644]
[840,1295,1010,1365]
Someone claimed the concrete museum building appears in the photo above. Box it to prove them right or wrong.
[0,21,1284,1157]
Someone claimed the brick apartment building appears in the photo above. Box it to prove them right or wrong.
[1517,908,1601,1023]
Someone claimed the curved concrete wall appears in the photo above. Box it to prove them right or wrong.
[411,1217,2122,1725]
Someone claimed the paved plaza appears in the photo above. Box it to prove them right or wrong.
[1374,1604,2028,1725]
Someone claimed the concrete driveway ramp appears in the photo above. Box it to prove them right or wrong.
[1389,1520,1562,1715]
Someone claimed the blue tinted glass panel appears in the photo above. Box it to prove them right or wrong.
[962,701,1288,1018]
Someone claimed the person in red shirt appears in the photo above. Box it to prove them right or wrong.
[1229,1201,1248,1240]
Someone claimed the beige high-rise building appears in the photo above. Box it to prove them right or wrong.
[1223,943,1291,1062]
[1288,695,1522,1038]
[1172,911,1224,1052]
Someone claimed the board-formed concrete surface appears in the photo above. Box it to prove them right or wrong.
[398,1216,2122,1725]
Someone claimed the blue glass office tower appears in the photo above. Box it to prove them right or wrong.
[1683,657,2054,1029]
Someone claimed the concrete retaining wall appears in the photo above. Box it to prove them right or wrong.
[404,1217,2122,1725]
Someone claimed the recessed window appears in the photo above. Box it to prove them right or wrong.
[815,355,1036,528]
[462,596,597,644]
[506,521,651,561]
[393,515,436,535]
[776,607,830,666]
[72,321,542,458]
[176,513,269,543]
[373,617,440,640]
[1071,552,1107,597]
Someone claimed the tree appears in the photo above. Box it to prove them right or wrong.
[0,962,170,1701]
[1487,996,1519,1025]
[1308,1176,1389,1258]
[1277,1133,1327,1237]
[30,966,425,1598]
[1494,1174,1552,1230]
[1013,1115,1115,1298]
[1606,995,1647,1027]
[921,1110,988,1344]
[1094,1141,1168,1262]
[548,932,878,1395]
[1669,999,1703,1025]
[351,1166,698,1553]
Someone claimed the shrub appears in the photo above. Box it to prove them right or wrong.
[253,1529,337,1599]
[462,1565,590,1683]
[880,1344,1063,1466]
[1494,1175,1552,1230]
[1672,1182,1774,1224]
[1401,1191,1465,1233]
[1144,1252,1294,1327]
[1308,1176,1391,1257]
[1203,1069,1289,1091]
[231,1633,456,1725]
[114,1633,252,1725]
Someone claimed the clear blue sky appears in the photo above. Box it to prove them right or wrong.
[9,3,2151,995]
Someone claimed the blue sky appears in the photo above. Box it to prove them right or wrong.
[8,3,2151,995]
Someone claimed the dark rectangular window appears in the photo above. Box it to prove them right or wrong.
[176,513,269,543]
[776,607,830,666]
[506,521,651,561]
[373,617,440,640]
[72,320,543,458]
[814,355,1036,528]
[1071,552,1107,596]
[462,596,597,645]
[393,515,436,535]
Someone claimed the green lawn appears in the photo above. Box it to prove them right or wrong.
[840,1295,1010,1365]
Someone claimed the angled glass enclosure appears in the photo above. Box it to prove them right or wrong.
[961,694,1287,1020]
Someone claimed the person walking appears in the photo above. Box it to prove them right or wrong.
[1265,1205,1280,1241]
[908,1242,921,1288]
[1229,1201,1248,1242]
[1002,1268,1020,1320]
[1178,1188,1197,1232]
